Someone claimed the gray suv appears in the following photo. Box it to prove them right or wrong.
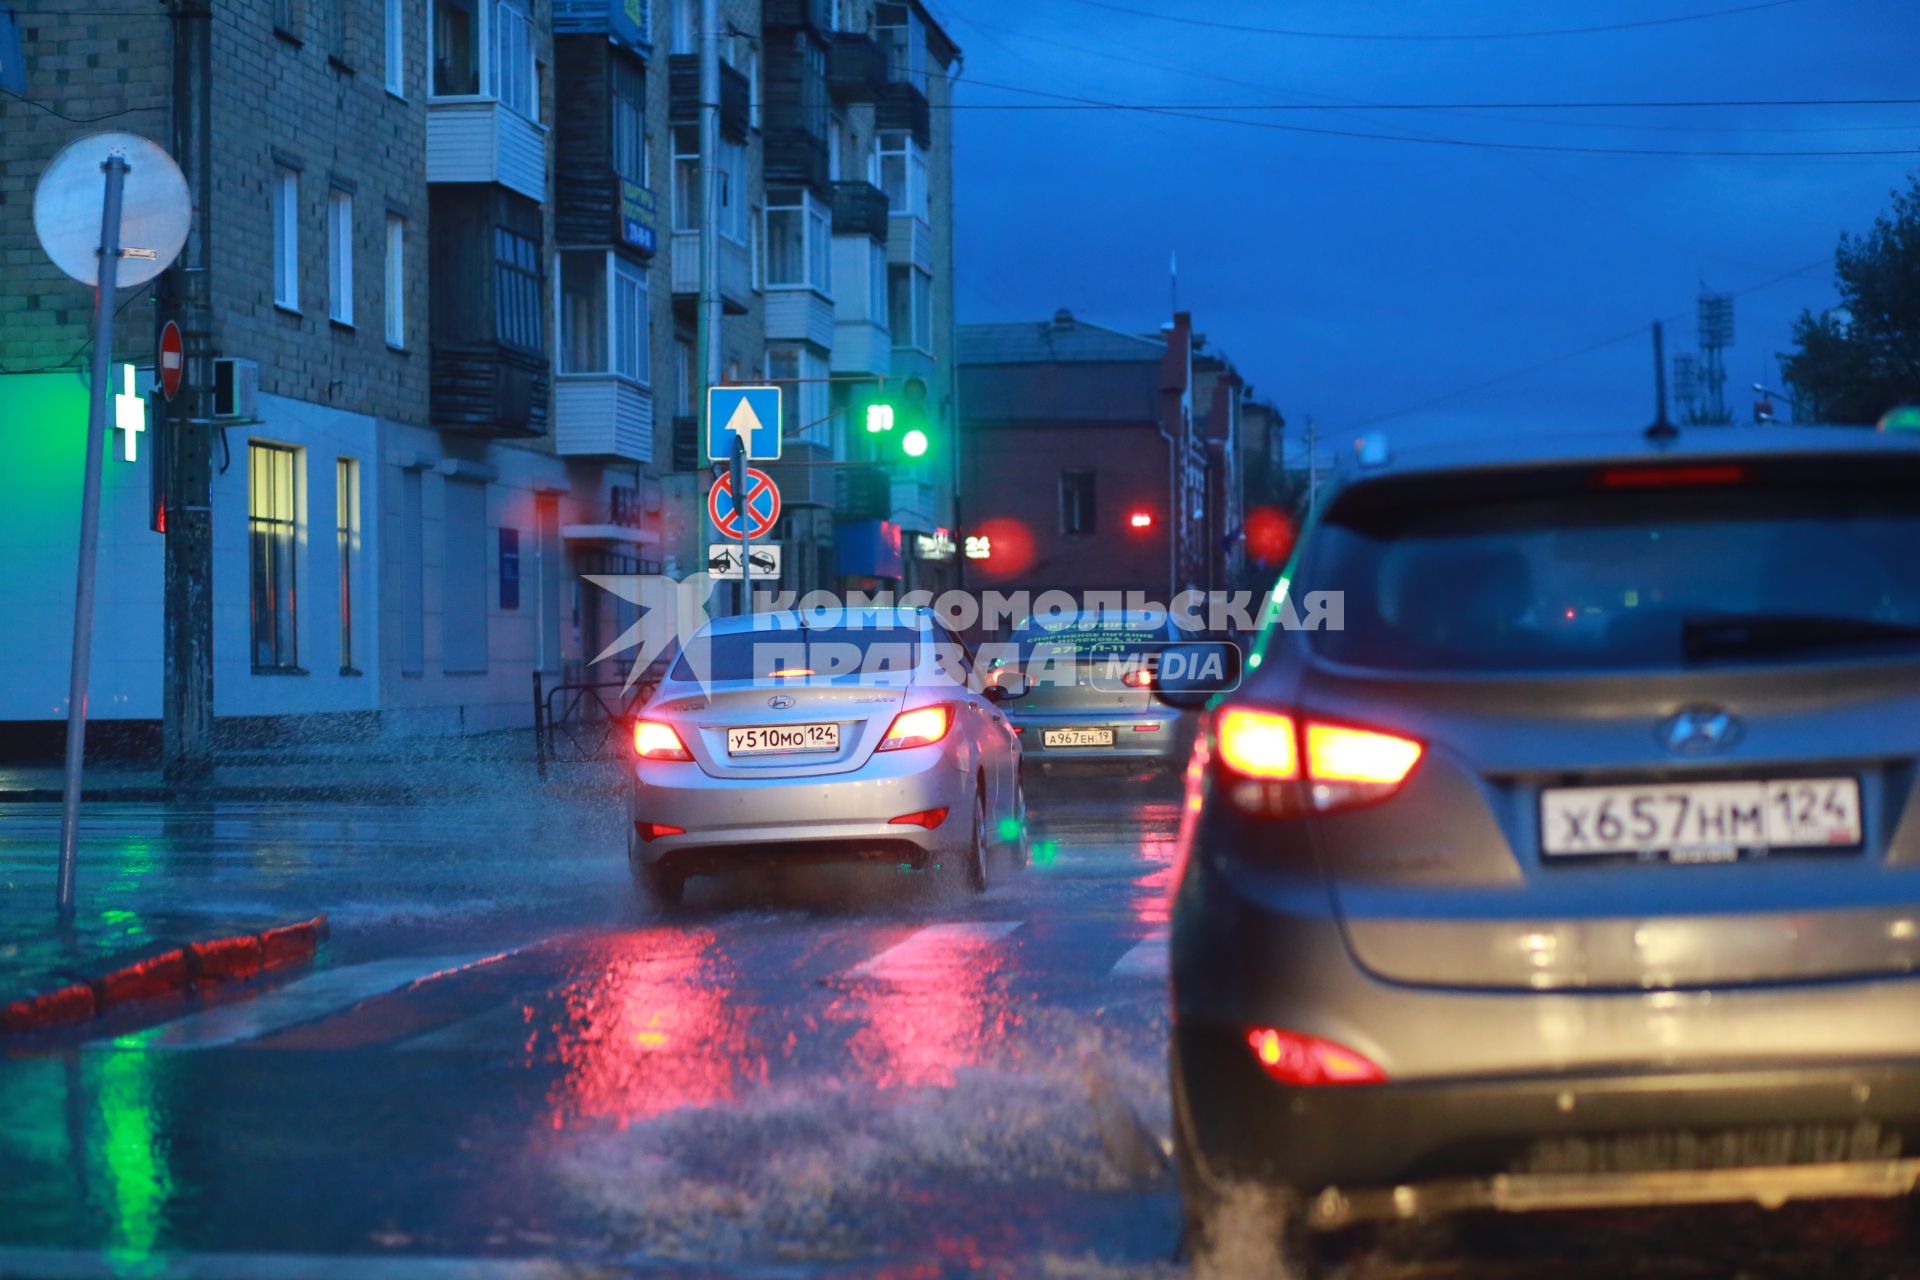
[1159,421,1920,1270]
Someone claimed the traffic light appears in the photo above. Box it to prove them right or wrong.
[862,376,932,461]
[865,402,894,434]
[901,428,929,458]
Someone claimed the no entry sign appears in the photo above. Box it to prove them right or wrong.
[708,467,781,541]
[159,319,183,401]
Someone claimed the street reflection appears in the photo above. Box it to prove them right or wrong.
[832,924,1020,1089]
[1132,800,1182,927]
[532,928,762,1128]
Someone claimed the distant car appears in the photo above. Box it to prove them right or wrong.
[1160,422,1920,1272]
[994,610,1188,772]
[627,608,1025,905]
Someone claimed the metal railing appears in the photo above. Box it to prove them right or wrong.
[532,670,660,777]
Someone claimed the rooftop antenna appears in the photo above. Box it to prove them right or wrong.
[1647,321,1679,441]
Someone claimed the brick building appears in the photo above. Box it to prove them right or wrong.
[0,0,959,740]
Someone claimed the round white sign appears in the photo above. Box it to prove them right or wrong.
[32,131,191,288]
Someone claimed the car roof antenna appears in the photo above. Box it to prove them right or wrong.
[1646,320,1679,443]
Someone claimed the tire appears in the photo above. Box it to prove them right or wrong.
[1006,776,1030,868]
[628,826,685,908]
[962,782,989,892]
[1172,1044,1316,1278]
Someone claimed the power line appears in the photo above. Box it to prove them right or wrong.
[1059,0,1811,41]
[1348,259,1831,429]
[956,77,1920,158]
[941,96,1920,113]
[0,85,159,124]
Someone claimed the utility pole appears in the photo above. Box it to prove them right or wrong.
[695,0,730,611]
[162,0,216,786]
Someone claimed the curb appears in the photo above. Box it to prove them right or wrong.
[0,914,330,1037]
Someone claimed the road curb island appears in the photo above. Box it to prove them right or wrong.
[0,914,329,1036]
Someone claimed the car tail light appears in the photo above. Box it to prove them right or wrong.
[632,719,693,762]
[888,807,949,829]
[1598,463,1748,489]
[1212,709,1422,816]
[1247,1028,1386,1087]
[878,704,953,751]
[1123,668,1154,689]
[636,822,685,842]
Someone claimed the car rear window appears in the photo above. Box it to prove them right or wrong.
[1010,616,1176,661]
[1311,479,1920,672]
[672,625,920,682]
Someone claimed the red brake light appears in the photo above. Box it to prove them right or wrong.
[1123,668,1154,689]
[1304,722,1422,786]
[632,719,693,761]
[1247,1028,1386,1087]
[1213,710,1422,815]
[636,822,686,842]
[878,704,953,751]
[887,807,950,829]
[1598,463,1748,489]
[1128,511,1154,529]
[1216,708,1299,780]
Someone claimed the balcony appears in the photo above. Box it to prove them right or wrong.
[764,128,830,196]
[553,0,651,55]
[431,342,549,438]
[554,375,654,461]
[766,439,834,508]
[669,231,753,314]
[426,101,547,203]
[763,0,829,33]
[832,180,888,241]
[876,80,930,148]
[886,214,932,273]
[765,288,835,348]
[668,55,750,140]
[828,33,884,103]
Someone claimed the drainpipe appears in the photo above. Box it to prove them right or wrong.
[1157,417,1177,609]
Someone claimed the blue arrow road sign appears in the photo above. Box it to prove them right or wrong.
[707,385,782,462]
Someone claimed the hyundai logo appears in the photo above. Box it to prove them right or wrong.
[1658,706,1743,757]
[768,695,795,710]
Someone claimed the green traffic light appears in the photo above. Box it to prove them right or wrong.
[866,404,895,433]
[901,428,929,458]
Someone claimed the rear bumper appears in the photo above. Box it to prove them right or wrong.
[1176,1017,1920,1202]
[630,745,972,868]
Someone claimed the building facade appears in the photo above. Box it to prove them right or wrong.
[0,0,958,739]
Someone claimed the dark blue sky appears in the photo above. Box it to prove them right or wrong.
[940,0,1919,444]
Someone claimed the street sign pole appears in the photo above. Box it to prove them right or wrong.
[56,154,128,914]
[729,434,750,615]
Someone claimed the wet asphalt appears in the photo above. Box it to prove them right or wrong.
[6,772,1920,1278]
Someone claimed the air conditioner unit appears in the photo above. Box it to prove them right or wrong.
[213,357,259,419]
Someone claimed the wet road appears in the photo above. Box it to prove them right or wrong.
[9,776,1920,1278]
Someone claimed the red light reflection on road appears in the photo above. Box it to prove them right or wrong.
[832,924,1019,1089]
[531,928,762,1129]
[1133,800,1182,926]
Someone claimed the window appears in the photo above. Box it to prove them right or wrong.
[558,251,649,382]
[494,226,541,352]
[612,59,647,187]
[671,125,699,232]
[498,527,520,610]
[384,213,406,347]
[431,0,478,94]
[249,443,301,671]
[492,0,533,115]
[327,0,350,64]
[869,241,887,325]
[878,131,928,221]
[766,345,829,446]
[328,187,354,326]
[1060,470,1097,535]
[336,458,359,672]
[718,138,746,243]
[384,0,403,93]
[669,0,694,53]
[888,264,930,351]
[273,167,300,310]
[274,0,302,39]
[764,187,831,294]
[875,2,925,86]
[673,339,692,416]
[746,47,761,131]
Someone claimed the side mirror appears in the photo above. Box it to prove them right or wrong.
[983,684,1009,704]
[988,671,1028,700]
[1152,641,1243,711]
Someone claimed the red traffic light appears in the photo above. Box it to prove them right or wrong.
[1128,511,1154,530]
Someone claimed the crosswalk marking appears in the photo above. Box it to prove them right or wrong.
[135,953,508,1049]
[1109,931,1168,979]
[844,922,1023,980]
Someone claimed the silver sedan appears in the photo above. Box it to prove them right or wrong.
[626,608,1026,905]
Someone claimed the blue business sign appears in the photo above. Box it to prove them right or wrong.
[620,181,656,256]
[706,385,782,462]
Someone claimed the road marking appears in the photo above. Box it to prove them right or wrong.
[0,1247,583,1279]
[1109,932,1168,979]
[845,922,1023,980]
[135,953,506,1049]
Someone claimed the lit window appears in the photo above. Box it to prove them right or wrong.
[250,442,301,671]
[327,187,354,326]
[273,167,300,310]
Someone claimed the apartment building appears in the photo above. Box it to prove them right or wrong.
[0,0,960,741]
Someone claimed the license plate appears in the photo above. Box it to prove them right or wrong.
[1043,728,1115,748]
[1541,777,1861,858]
[726,723,840,755]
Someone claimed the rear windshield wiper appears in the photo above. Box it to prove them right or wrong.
[1683,613,1920,663]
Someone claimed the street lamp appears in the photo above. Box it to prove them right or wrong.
[1751,383,1795,425]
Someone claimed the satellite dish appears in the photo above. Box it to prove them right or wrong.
[33,131,190,288]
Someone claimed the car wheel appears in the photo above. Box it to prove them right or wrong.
[963,783,989,892]
[628,826,685,908]
[1172,1045,1316,1278]
[1006,776,1031,868]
